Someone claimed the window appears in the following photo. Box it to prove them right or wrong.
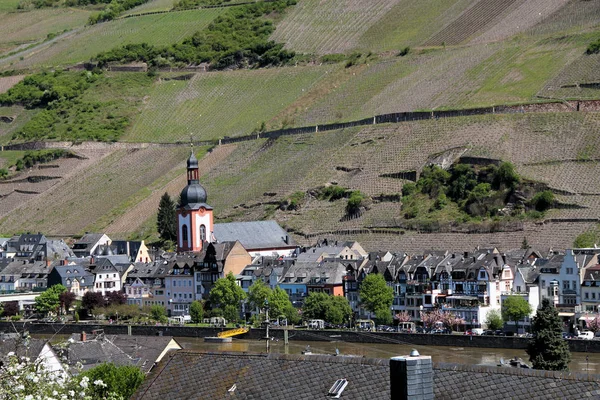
[566,267,573,274]
[182,224,188,241]
[479,271,486,279]
[173,281,176,287]
[189,280,192,287]
[200,225,206,242]
[585,292,589,299]
[563,281,569,290]
[593,293,597,300]
[572,280,577,290]
[542,280,546,289]
[516,286,522,293]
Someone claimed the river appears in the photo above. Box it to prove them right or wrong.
[175,337,600,374]
[32,334,600,374]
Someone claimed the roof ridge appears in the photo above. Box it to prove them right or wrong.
[434,362,600,382]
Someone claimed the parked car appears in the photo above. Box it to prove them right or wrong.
[483,329,495,336]
[494,330,506,336]
[577,331,594,340]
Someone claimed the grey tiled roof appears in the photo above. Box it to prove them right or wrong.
[133,351,600,400]
[104,335,181,373]
[0,337,49,359]
[213,220,295,251]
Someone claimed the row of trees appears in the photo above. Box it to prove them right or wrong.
[204,272,394,326]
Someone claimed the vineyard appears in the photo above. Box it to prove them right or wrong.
[1,8,224,71]
[0,146,188,235]
[122,0,176,15]
[0,0,598,251]
[0,7,91,58]
[125,65,335,142]
[270,0,403,55]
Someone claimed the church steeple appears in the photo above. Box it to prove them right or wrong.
[177,148,213,253]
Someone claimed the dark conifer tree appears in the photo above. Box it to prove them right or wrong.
[527,298,571,370]
[157,192,177,242]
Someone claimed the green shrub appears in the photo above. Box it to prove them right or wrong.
[398,47,410,57]
[586,38,600,55]
[434,193,447,210]
[401,182,417,197]
[319,185,348,201]
[531,190,554,212]
[320,54,346,64]
[493,161,520,190]
[346,190,365,214]
[287,191,305,210]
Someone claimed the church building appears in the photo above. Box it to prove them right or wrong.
[177,151,297,257]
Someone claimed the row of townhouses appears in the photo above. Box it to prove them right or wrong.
[3,228,600,333]
[2,152,599,333]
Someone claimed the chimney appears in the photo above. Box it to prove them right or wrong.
[81,331,87,342]
[390,350,433,400]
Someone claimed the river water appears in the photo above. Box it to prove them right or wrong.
[33,334,600,374]
[175,337,600,374]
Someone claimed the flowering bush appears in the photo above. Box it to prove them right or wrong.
[0,352,123,400]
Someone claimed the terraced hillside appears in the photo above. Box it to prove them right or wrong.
[0,0,598,252]
[0,8,224,70]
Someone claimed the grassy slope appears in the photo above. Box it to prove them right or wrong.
[0,150,25,168]
[0,106,38,145]
[122,0,175,15]
[125,65,336,142]
[0,8,91,56]
[1,8,223,70]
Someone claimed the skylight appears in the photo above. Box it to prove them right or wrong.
[327,379,348,398]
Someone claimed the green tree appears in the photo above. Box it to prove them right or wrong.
[493,161,520,190]
[325,295,353,325]
[190,300,204,323]
[359,274,394,324]
[157,192,177,243]
[80,363,145,399]
[150,304,167,322]
[301,292,330,321]
[248,279,272,312]
[209,272,246,318]
[268,286,298,324]
[35,284,67,315]
[502,295,532,333]
[302,292,351,325]
[485,309,504,331]
[527,298,571,370]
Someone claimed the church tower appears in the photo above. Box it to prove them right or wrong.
[177,150,213,253]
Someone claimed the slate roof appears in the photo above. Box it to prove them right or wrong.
[213,220,296,251]
[1,260,50,277]
[104,335,181,373]
[49,265,95,288]
[133,351,600,400]
[583,265,600,282]
[279,261,346,285]
[0,337,49,360]
[64,335,135,372]
[46,239,75,259]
